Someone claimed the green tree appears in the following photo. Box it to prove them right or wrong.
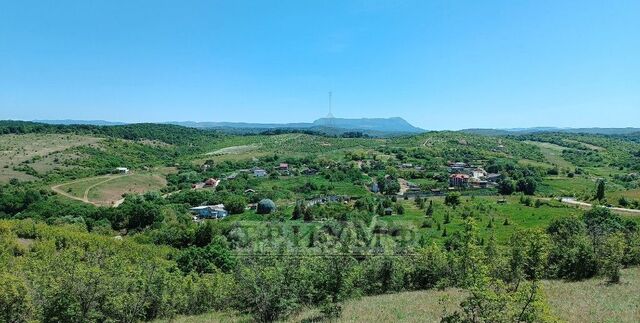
[516,177,537,195]
[292,201,309,220]
[0,272,34,323]
[595,179,606,201]
[498,178,516,195]
[602,233,626,283]
[445,193,461,207]
[441,222,555,323]
[224,195,247,215]
[425,200,434,217]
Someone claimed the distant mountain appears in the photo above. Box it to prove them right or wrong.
[35,119,127,126]
[168,117,424,135]
[168,121,312,129]
[312,117,424,133]
[461,127,640,136]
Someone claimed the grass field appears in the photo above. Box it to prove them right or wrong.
[0,133,102,183]
[544,267,640,322]
[518,158,554,170]
[206,144,262,156]
[609,189,640,201]
[223,196,594,247]
[378,196,584,244]
[87,173,166,205]
[525,141,574,169]
[159,267,640,323]
[254,175,370,200]
[540,176,598,197]
[54,176,117,199]
[54,173,167,206]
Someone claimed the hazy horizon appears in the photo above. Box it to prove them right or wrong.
[1,1,639,130]
[11,117,639,132]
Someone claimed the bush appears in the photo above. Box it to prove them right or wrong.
[602,233,626,283]
[0,272,34,323]
[224,195,247,215]
[445,193,461,207]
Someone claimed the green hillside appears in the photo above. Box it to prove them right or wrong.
[2,122,640,322]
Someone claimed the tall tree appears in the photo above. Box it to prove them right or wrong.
[595,179,606,201]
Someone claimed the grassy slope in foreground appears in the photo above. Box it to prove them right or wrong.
[161,267,640,323]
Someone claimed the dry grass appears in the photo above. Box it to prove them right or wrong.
[54,173,167,206]
[206,144,262,156]
[164,268,640,323]
[291,289,465,323]
[0,169,38,183]
[525,140,574,169]
[0,133,101,183]
[543,267,640,323]
[55,176,115,200]
[154,311,251,323]
[87,173,167,206]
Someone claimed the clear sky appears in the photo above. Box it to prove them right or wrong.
[1,0,639,130]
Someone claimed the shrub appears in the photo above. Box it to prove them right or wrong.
[224,195,247,215]
[602,233,626,283]
[0,272,34,323]
[445,193,461,207]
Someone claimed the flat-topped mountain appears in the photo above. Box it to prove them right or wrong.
[312,117,423,133]
[35,117,424,135]
[167,117,425,135]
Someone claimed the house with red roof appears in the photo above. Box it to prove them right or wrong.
[449,174,470,188]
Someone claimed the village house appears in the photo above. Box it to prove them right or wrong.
[302,167,318,176]
[253,168,267,177]
[115,167,129,174]
[471,168,487,179]
[370,182,380,193]
[204,178,220,188]
[449,173,470,187]
[448,162,468,173]
[407,181,421,192]
[190,204,228,220]
[469,177,489,188]
[276,163,290,175]
[485,173,502,183]
[449,161,468,168]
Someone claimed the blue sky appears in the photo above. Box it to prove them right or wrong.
[1,0,639,130]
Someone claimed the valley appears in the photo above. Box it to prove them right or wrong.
[2,121,640,322]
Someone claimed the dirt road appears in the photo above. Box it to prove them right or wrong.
[560,197,640,215]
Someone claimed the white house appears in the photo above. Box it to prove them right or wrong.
[190,204,228,219]
[115,167,129,174]
[471,168,487,179]
[253,169,268,177]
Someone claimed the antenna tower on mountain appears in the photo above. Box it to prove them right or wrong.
[326,91,335,127]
